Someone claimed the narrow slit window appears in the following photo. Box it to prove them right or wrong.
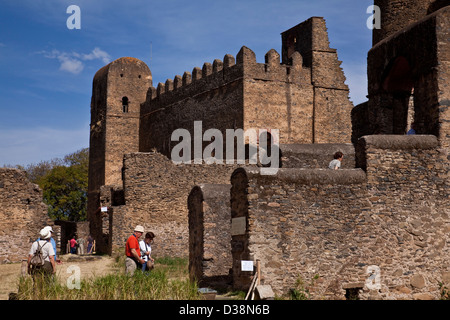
[122,97,129,113]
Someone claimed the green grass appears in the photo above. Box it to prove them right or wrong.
[16,257,201,300]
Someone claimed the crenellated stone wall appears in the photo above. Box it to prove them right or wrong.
[139,17,353,158]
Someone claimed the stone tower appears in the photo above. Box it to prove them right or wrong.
[281,17,353,143]
[88,57,152,252]
[372,0,448,45]
[352,1,449,150]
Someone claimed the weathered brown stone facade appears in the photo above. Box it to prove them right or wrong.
[352,5,450,152]
[88,57,152,253]
[139,17,352,157]
[0,168,52,263]
[230,135,449,299]
[87,2,450,299]
[97,152,240,256]
[88,17,353,255]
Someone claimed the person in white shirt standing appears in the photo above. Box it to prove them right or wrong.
[139,232,155,272]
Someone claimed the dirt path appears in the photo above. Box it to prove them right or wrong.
[0,254,117,300]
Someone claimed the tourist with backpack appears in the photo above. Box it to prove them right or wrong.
[27,228,56,278]
[37,226,61,264]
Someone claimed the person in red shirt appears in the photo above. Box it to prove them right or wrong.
[70,236,78,254]
[125,225,146,275]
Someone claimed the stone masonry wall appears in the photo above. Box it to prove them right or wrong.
[88,57,152,253]
[362,7,450,150]
[140,33,353,158]
[372,0,440,45]
[0,168,50,263]
[230,135,449,299]
[354,135,449,300]
[109,152,240,257]
[281,17,354,143]
[280,143,355,169]
[240,47,315,145]
[230,167,368,296]
[139,51,246,158]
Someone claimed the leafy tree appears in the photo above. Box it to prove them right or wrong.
[3,158,62,183]
[4,148,89,221]
[35,148,89,222]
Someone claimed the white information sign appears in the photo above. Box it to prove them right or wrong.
[241,260,254,272]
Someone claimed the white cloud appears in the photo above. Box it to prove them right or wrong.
[41,48,111,75]
[59,54,85,74]
[80,47,111,64]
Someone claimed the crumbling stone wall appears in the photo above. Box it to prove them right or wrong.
[372,0,446,45]
[0,168,50,263]
[353,6,449,152]
[230,135,449,299]
[281,17,353,144]
[280,143,355,169]
[106,152,240,257]
[188,184,232,288]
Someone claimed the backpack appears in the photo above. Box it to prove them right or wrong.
[30,241,48,267]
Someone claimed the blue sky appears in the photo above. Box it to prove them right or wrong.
[0,0,373,167]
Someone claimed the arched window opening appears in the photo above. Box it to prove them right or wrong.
[122,97,129,113]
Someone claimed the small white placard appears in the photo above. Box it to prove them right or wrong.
[101,207,108,212]
[241,260,254,272]
[231,217,246,236]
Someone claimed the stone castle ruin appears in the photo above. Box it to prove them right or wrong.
[1,0,448,300]
[86,1,449,299]
[88,16,355,253]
